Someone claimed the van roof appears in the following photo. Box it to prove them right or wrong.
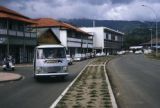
[36,44,65,48]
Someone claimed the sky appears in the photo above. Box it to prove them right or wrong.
[1,0,160,21]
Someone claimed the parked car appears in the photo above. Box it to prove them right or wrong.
[73,54,82,61]
[143,49,152,54]
[66,55,73,65]
[81,53,86,60]
[135,50,143,54]
[96,52,106,57]
[129,50,133,53]
[117,50,125,55]
[86,53,91,59]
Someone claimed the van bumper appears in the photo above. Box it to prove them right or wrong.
[34,73,69,77]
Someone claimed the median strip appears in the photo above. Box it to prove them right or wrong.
[50,57,117,108]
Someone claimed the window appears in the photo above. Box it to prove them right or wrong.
[37,48,66,59]
[115,36,118,41]
[108,34,111,40]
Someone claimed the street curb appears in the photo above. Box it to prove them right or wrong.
[0,73,23,83]
[104,60,118,108]
[49,60,93,108]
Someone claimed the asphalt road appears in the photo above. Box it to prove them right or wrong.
[107,54,160,108]
[0,59,91,108]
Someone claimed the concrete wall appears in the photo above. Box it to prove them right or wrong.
[60,30,67,47]
[80,27,104,49]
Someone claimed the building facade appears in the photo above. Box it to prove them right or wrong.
[0,6,37,64]
[80,27,124,54]
[33,18,93,57]
[142,38,160,51]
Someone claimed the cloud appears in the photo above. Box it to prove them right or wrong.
[68,0,111,5]
[1,0,160,21]
[104,1,160,21]
[111,0,134,4]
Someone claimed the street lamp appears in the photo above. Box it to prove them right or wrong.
[141,5,158,56]
[149,28,153,48]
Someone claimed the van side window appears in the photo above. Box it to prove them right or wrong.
[37,49,45,59]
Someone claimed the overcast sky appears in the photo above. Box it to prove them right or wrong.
[1,0,160,21]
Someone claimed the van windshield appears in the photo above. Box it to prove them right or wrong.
[37,48,66,59]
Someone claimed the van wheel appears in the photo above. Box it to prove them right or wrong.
[34,75,38,80]
[60,76,67,80]
[12,68,14,71]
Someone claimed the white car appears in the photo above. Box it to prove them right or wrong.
[66,55,73,65]
[143,49,152,54]
[73,54,82,61]
[96,52,106,57]
[117,51,125,55]
[135,50,143,54]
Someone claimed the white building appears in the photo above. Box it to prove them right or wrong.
[80,27,124,54]
[33,18,93,57]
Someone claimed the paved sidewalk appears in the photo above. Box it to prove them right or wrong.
[0,64,31,82]
[0,72,22,83]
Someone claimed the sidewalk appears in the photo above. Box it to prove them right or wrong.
[0,72,22,83]
[0,64,31,83]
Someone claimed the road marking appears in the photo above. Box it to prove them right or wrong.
[104,60,118,108]
[88,64,104,66]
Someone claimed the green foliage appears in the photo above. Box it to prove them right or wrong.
[124,27,156,49]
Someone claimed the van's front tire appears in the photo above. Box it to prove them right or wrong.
[12,68,14,71]
[33,75,40,81]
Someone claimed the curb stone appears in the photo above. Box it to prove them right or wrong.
[49,60,93,108]
[104,60,118,108]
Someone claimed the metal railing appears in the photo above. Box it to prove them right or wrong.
[0,28,36,38]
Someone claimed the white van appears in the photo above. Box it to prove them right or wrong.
[33,45,68,79]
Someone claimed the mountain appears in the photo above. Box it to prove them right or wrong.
[62,18,157,33]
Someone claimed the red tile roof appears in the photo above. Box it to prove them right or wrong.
[0,6,35,24]
[33,18,92,36]
[33,18,62,27]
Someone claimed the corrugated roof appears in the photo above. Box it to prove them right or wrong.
[0,6,35,24]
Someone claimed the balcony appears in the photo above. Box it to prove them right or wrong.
[67,37,81,42]
[0,29,36,38]
[0,29,7,34]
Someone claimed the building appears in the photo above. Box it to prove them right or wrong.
[80,27,124,55]
[0,6,37,64]
[33,18,93,57]
[141,38,160,51]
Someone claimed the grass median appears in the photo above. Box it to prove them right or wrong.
[145,53,160,60]
[55,56,114,108]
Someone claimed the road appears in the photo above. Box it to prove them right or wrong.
[107,54,160,108]
[0,59,91,108]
